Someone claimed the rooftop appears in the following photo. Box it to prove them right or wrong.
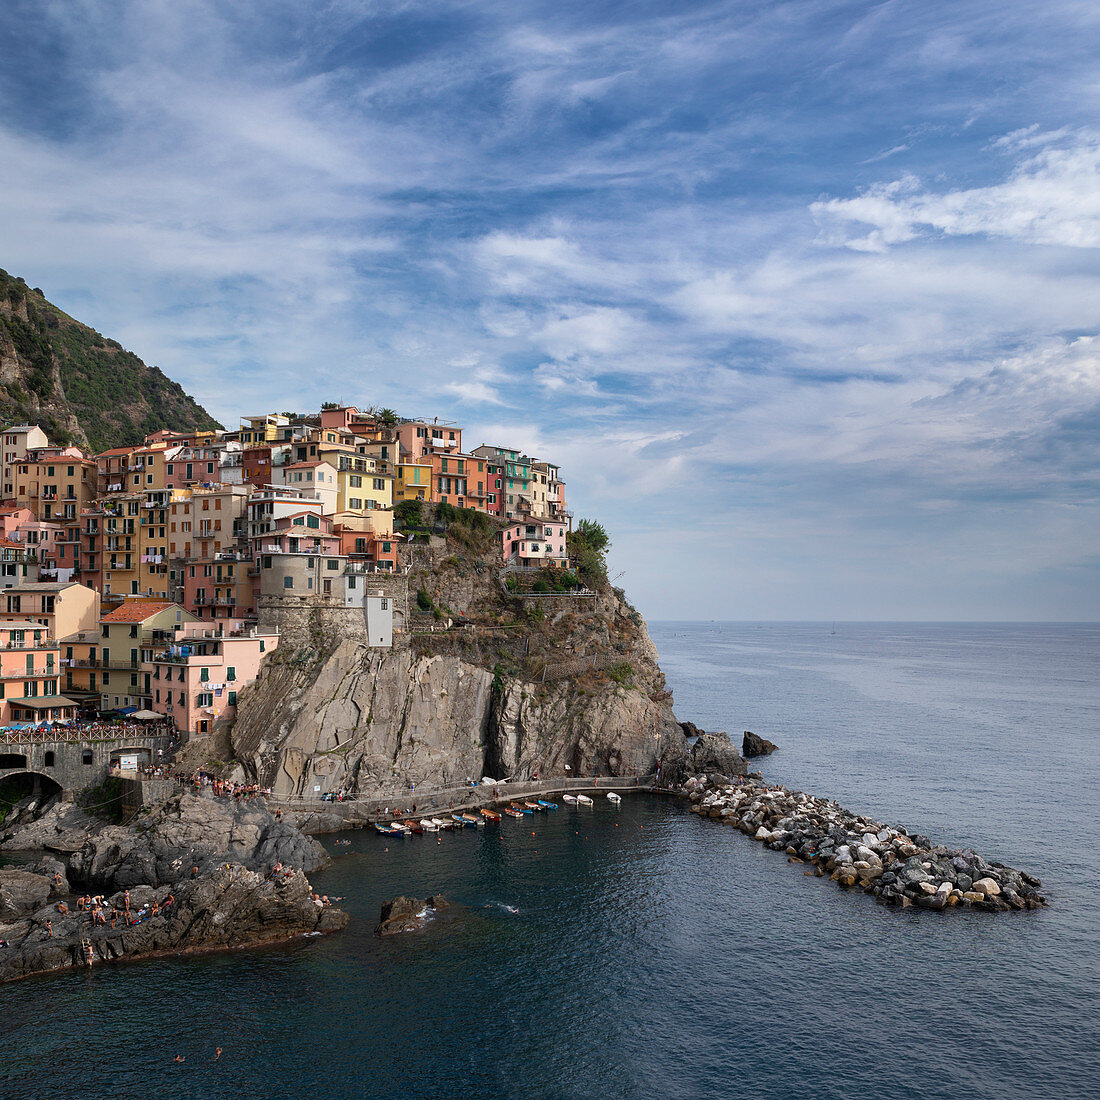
[101,601,177,623]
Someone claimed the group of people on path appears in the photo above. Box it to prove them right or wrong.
[179,769,271,801]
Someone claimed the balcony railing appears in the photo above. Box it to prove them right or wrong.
[0,667,57,679]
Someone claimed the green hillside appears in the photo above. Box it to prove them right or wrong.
[0,267,222,452]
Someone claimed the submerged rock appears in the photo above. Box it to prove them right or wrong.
[376,894,449,936]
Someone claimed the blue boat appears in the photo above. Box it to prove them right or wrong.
[510,803,533,815]
[374,822,396,835]
[537,800,558,810]
[451,813,475,828]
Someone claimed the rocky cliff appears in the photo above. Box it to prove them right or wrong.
[0,791,346,983]
[0,266,221,451]
[230,541,702,798]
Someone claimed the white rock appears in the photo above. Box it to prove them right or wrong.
[755,826,772,841]
[973,877,1001,897]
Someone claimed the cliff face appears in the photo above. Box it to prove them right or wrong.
[0,266,221,451]
[230,548,691,797]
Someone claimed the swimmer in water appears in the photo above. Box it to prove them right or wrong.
[214,1047,222,1061]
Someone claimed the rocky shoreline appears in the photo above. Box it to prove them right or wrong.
[686,774,1047,911]
[0,790,347,983]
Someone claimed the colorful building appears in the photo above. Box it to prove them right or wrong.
[148,623,279,736]
[501,520,569,568]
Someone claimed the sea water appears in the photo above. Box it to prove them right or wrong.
[1,622,1097,1099]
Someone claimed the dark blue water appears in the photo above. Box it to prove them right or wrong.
[2,623,1097,1099]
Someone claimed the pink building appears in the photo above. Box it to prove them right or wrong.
[501,520,569,568]
[148,623,279,737]
[0,619,72,724]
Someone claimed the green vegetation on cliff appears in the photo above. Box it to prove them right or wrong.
[0,267,222,451]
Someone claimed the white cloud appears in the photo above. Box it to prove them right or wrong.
[814,130,1100,250]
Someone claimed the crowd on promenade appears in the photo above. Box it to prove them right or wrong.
[1,717,177,744]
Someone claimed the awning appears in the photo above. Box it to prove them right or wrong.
[8,695,81,709]
[118,706,139,715]
[130,709,162,721]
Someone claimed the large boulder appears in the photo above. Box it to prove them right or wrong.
[0,869,51,919]
[1,800,101,853]
[690,732,747,778]
[742,731,778,757]
[67,791,328,892]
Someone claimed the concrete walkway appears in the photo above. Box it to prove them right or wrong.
[270,775,675,831]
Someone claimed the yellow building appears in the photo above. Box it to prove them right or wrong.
[239,414,289,446]
[319,447,393,514]
[168,485,249,560]
[394,458,432,502]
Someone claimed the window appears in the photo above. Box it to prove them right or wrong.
[228,690,237,706]
[226,666,236,681]
[44,750,55,767]
[283,576,293,589]
[326,559,340,570]
[200,667,209,682]
[197,692,213,707]
[82,749,93,765]
[349,475,362,487]
[373,478,385,490]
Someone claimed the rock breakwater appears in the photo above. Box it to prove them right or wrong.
[686,775,1047,911]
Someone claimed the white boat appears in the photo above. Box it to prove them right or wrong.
[420,819,438,831]
[576,794,594,805]
[607,793,621,803]
[562,794,579,804]
[431,818,453,831]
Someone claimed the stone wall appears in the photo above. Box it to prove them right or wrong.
[0,735,172,795]
[256,574,410,650]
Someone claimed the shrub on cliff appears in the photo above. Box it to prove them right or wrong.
[568,519,610,585]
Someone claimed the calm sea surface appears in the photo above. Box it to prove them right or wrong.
[1,622,1098,1099]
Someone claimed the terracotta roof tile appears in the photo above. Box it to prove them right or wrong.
[101,601,176,623]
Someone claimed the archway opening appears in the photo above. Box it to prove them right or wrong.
[0,771,64,827]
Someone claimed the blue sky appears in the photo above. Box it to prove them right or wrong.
[2,0,1099,620]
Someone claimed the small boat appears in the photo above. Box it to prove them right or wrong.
[524,801,543,812]
[576,794,593,805]
[562,794,579,804]
[537,800,558,810]
[503,807,525,818]
[481,808,502,822]
[404,820,424,835]
[511,803,533,815]
[452,813,475,828]
[374,822,396,835]
[431,817,453,831]
[462,813,484,827]
[420,819,438,831]
[607,793,621,803]
[387,821,409,833]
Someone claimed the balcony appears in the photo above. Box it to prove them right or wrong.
[0,637,54,650]
[0,667,58,679]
